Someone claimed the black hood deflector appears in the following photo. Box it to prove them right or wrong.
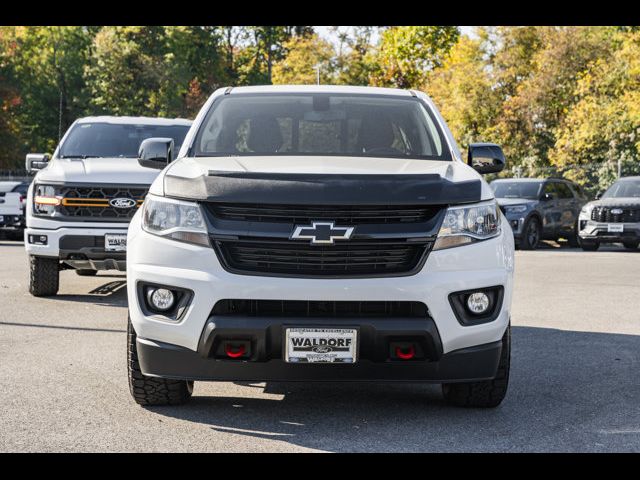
[164,171,482,205]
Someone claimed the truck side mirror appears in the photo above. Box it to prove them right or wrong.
[467,143,506,174]
[25,153,50,174]
[138,138,174,170]
[541,192,554,201]
[595,191,603,200]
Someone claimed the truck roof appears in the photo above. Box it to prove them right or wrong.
[75,116,192,126]
[227,85,415,97]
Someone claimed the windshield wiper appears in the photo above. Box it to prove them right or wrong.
[59,155,102,159]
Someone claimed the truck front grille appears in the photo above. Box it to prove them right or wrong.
[212,299,429,318]
[207,203,439,224]
[213,238,432,277]
[591,206,640,223]
[57,185,148,221]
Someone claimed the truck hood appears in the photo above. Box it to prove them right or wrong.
[166,155,480,181]
[35,157,159,185]
[159,156,492,205]
[587,197,640,208]
[496,198,537,207]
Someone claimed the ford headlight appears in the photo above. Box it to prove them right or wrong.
[504,204,528,214]
[142,194,209,246]
[433,200,501,250]
[580,203,594,218]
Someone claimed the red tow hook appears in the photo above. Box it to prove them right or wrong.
[395,344,415,360]
[225,343,246,358]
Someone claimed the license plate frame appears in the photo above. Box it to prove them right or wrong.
[284,327,358,364]
[104,233,127,252]
[607,224,624,233]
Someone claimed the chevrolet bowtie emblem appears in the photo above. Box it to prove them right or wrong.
[291,221,355,245]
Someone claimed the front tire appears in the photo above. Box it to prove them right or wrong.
[75,269,98,276]
[29,255,59,297]
[520,217,541,250]
[579,239,600,251]
[127,316,193,406]
[442,325,510,408]
[623,241,639,250]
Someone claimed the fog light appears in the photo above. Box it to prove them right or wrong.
[147,288,175,311]
[466,292,490,315]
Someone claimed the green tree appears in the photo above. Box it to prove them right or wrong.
[550,31,640,194]
[272,34,335,85]
[370,26,459,88]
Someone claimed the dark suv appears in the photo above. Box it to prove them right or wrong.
[490,178,588,249]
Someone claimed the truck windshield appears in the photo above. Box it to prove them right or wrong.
[491,181,543,200]
[59,123,190,159]
[602,180,640,198]
[193,93,451,160]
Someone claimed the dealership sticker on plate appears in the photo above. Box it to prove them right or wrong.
[105,233,127,252]
[285,328,357,364]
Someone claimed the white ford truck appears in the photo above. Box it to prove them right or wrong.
[24,116,192,296]
[127,86,514,408]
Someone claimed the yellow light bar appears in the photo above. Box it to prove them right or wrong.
[34,195,61,206]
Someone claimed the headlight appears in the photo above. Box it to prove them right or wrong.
[33,184,61,215]
[142,195,209,247]
[504,204,528,214]
[433,200,501,250]
[580,204,595,216]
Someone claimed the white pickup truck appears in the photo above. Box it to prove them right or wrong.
[0,184,24,239]
[24,116,192,296]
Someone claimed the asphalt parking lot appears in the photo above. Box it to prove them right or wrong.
[0,239,639,452]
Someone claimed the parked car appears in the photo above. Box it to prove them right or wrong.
[127,85,515,408]
[490,178,588,249]
[0,181,29,239]
[24,116,192,296]
[578,176,640,251]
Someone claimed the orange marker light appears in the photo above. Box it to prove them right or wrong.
[34,195,61,206]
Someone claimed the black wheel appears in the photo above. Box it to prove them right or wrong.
[566,221,580,248]
[520,217,541,250]
[579,239,600,251]
[442,325,510,408]
[75,269,98,276]
[28,255,59,297]
[127,316,193,406]
[623,241,639,250]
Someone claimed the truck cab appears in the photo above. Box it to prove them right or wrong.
[24,116,192,296]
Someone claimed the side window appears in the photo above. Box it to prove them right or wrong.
[556,183,573,199]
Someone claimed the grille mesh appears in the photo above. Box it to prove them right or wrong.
[58,186,147,220]
[591,206,640,223]
[207,203,439,224]
[214,238,431,277]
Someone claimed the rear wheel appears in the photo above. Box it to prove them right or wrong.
[623,241,639,250]
[127,316,193,406]
[28,255,59,297]
[442,325,510,408]
[520,217,541,250]
[75,269,98,276]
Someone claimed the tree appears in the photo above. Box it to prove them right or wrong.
[370,26,459,88]
[272,34,335,85]
[550,31,640,194]
[425,33,502,150]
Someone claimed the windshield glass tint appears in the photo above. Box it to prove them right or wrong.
[59,123,190,158]
[603,180,640,198]
[194,94,450,160]
[491,181,543,200]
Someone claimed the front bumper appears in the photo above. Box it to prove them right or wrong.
[25,219,128,270]
[127,207,515,371]
[0,214,25,230]
[137,332,503,382]
[579,221,640,243]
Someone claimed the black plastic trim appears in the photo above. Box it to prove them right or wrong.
[448,286,505,326]
[165,171,482,206]
[136,281,194,322]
